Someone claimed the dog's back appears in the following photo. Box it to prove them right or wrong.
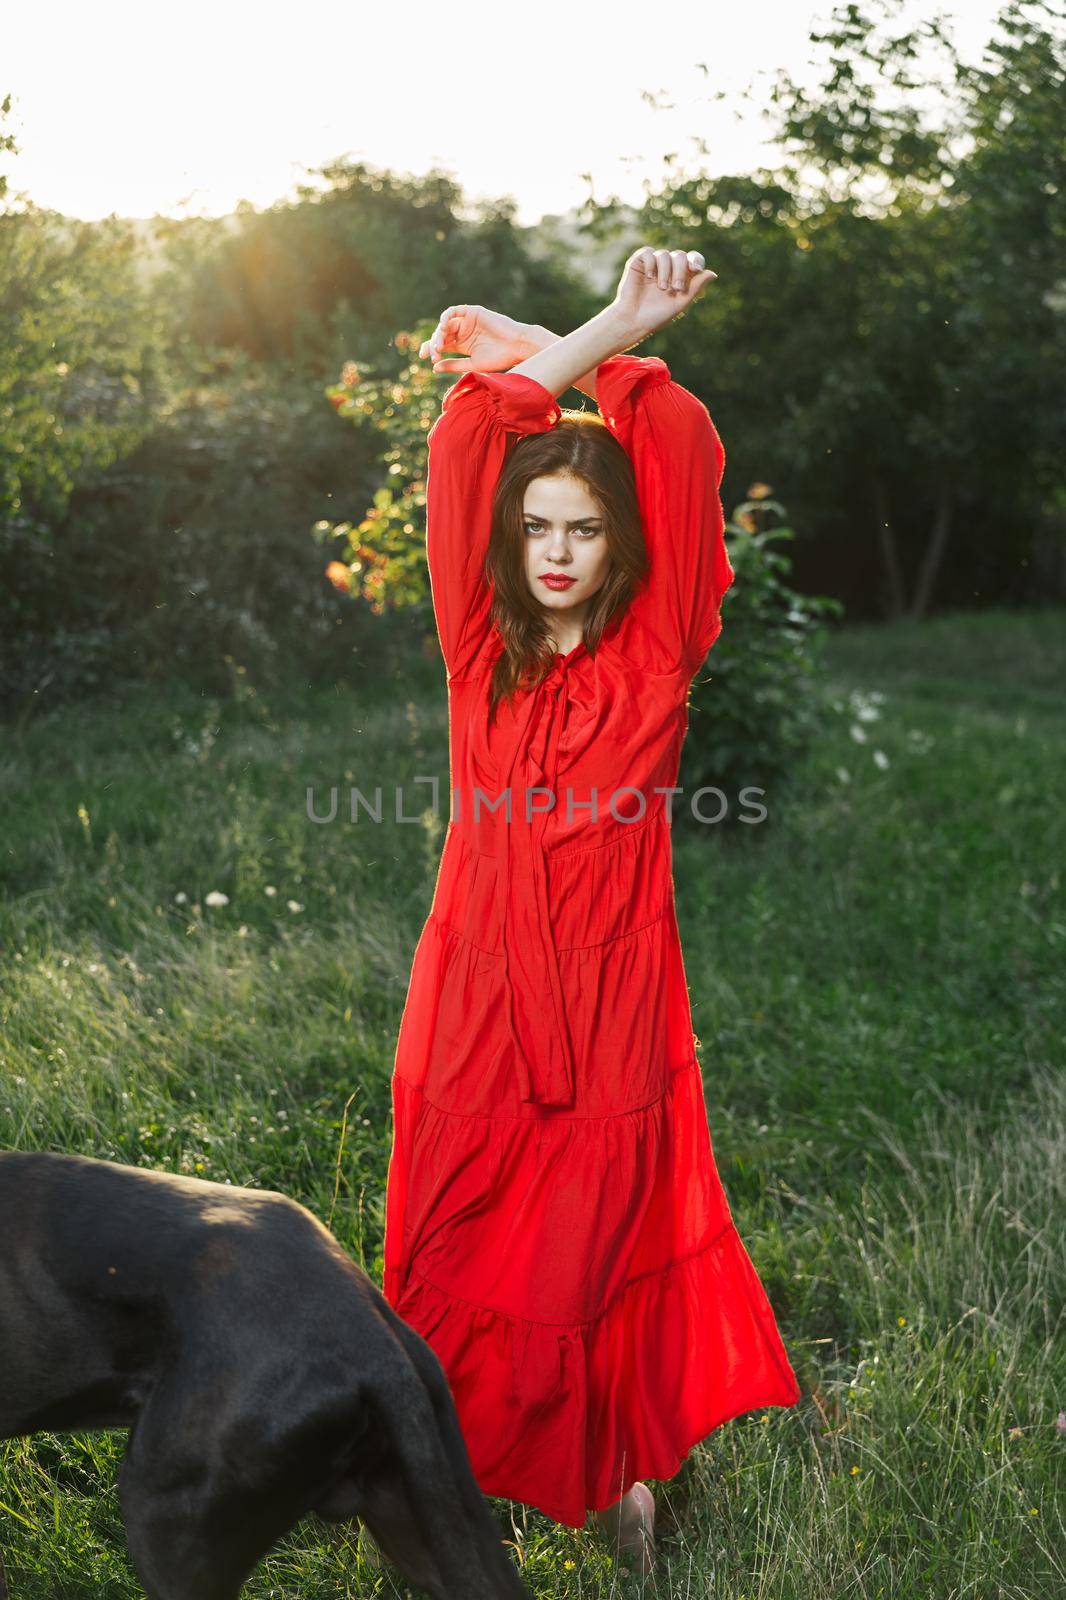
[0,1151,366,1438]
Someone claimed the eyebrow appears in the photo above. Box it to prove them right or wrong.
[524,514,604,526]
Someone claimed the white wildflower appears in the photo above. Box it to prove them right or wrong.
[849,689,884,722]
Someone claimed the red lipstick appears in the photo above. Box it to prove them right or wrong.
[539,574,577,590]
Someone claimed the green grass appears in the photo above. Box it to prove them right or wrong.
[1,607,1063,1598]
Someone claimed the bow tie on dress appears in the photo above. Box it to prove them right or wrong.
[492,659,577,1109]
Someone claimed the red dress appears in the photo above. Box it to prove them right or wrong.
[382,352,801,1528]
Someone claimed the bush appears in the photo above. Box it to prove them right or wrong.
[0,352,394,714]
[677,487,842,836]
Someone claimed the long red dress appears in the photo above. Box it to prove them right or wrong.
[382,352,801,1529]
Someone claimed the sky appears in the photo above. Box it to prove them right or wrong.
[3,0,1009,227]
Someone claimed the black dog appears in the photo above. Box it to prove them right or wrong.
[0,1151,531,1600]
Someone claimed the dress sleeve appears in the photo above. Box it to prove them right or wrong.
[425,369,562,679]
[595,352,735,674]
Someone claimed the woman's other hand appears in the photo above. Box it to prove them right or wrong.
[418,305,536,374]
[610,247,716,342]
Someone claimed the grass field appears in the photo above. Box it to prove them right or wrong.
[1,606,1063,1598]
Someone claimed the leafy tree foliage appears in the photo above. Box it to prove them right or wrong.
[595,0,1065,618]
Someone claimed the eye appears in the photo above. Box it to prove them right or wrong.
[523,520,602,538]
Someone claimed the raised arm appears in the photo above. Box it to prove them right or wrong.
[508,244,716,401]
[595,352,735,675]
[418,245,716,408]
[425,370,560,679]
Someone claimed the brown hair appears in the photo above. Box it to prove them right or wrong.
[485,409,646,724]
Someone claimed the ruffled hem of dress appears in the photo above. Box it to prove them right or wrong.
[385,1216,802,1529]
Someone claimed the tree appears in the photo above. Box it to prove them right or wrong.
[0,95,164,524]
[580,0,1066,618]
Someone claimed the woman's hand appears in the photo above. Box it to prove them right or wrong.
[418,305,536,374]
[609,247,716,343]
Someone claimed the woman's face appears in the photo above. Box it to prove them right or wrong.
[523,472,611,625]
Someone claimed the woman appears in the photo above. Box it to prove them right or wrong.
[381,246,801,1574]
